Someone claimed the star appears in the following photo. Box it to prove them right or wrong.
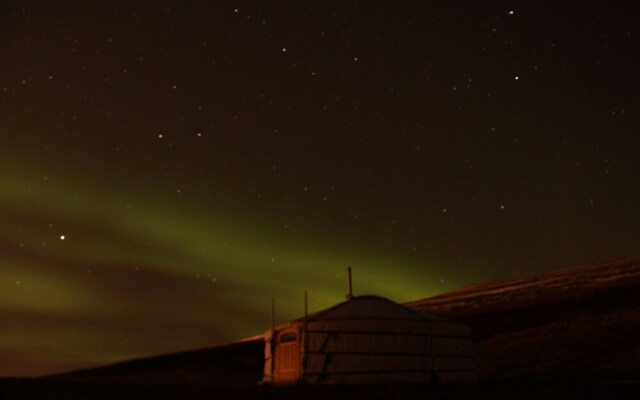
[59,235,65,240]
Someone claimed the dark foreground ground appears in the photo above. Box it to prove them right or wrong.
[2,378,640,400]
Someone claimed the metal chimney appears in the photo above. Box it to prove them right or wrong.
[346,267,353,300]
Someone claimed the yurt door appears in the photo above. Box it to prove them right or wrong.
[273,326,302,384]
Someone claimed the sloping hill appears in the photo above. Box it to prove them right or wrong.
[406,255,640,381]
[45,339,265,386]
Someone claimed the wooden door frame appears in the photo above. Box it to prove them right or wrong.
[273,326,302,384]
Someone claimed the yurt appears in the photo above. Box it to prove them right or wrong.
[261,294,475,385]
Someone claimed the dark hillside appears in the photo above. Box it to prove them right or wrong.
[46,339,264,386]
[406,255,640,381]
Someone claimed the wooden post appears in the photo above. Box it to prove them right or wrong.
[304,290,308,326]
[303,290,309,377]
[304,290,309,343]
[271,297,275,330]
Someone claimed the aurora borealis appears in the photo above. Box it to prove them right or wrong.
[2,2,639,376]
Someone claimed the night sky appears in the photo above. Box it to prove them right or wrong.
[2,1,639,376]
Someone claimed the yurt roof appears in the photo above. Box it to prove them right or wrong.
[293,295,443,323]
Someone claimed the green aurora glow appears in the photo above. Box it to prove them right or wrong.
[1,148,467,376]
